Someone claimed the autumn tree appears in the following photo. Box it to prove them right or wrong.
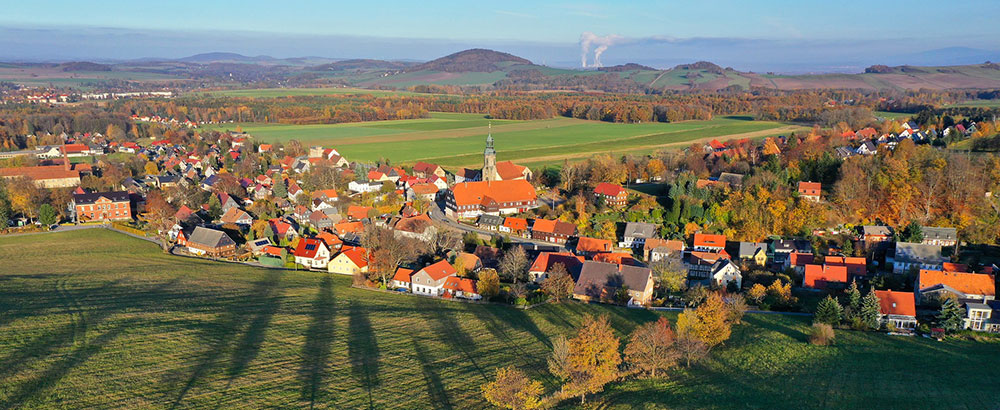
[144,161,159,176]
[651,259,687,293]
[481,366,543,410]
[566,315,621,404]
[361,225,423,288]
[675,293,732,348]
[674,333,708,367]
[478,268,501,298]
[541,263,575,302]
[746,283,767,304]
[727,294,748,324]
[547,335,571,395]
[624,317,678,378]
[144,190,177,251]
[499,245,529,283]
[7,177,42,221]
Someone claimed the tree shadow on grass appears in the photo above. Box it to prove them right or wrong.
[298,275,336,409]
[418,298,488,381]
[226,271,283,380]
[743,314,808,343]
[476,304,558,387]
[0,321,130,410]
[411,335,453,410]
[348,301,380,410]
[168,271,282,408]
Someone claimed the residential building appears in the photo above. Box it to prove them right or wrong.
[572,261,654,306]
[737,242,768,266]
[412,161,445,178]
[476,214,505,231]
[411,260,458,296]
[392,267,415,290]
[328,246,370,276]
[875,290,917,330]
[442,277,481,300]
[293,238,331,269]
[915,270,996,305]
[893,243,946,274]
[692,233,726,252]
[531,219,576,244]
[620,222,657,249]
[528,252,584,282]
[803,264,848,289]
[219,207,253,226]
[786,252,815,274]
[862,225,893,248]
[181,226,237,257]
[575,236,612,256]
[798,181,821,202]
[593,182,628,207]
[445,180,537,218]
[643,238,685,262]
[501,217,529,236]
[921,226,958,247]
[71,191,131,222]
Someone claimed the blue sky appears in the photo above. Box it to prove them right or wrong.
[3,0,1000,71]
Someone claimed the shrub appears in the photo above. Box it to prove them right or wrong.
[809,323,835,346]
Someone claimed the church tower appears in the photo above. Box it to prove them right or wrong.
[482,123,499,181]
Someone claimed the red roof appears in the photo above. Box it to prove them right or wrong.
[593,182,626,198]
[576,237,612,253]
[393,267,415,283]
[418,260,457,281]
[529,252,585,273]
[338,246,369,268]
[262,245,284,257]
[941,262,969,273]
[798,181,821,194]
[62,143,88,153]
[347,206,373,220]
[693,233,726,248]
[495,161,528,180]
[875,290,916,317]
[503,217,528,231]
[451,180,536,208]
[443,277,478,294]
[709,139,726,150]
[918,270,996,297]
[825,256,867,276]
[313,188,338,200]
[532,219,575,236]
[334,221,364,235]
[293,238,326,259]
[789,252,814,267]
[803,264,848,289]
[593,253,638,265]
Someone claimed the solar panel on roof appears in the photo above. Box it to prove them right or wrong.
[305,244,316,250]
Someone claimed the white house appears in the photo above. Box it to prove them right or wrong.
[410,260,457,296]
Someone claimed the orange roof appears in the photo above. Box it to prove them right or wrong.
[693,233,726,248]
[313,189,338,199]
[875,290,916,317]
[0,165,79,181]
[798,181,821,192]
[418,260,457,281]
[789,252,814,267]
[316,231,342,248]
[334,221,365,235]
[696,179,728,189]
[410,183,439,195]
[443,277,478,294]
[576,237,612,253]
[454,252,481,271]
[262,245,284,257]
[393,267,415,283]
[644,238,684,253]
[942,262,969,273]
[294,238,326,259]
[338,246,369,268]
[347,205,373,220]
[532,218,575,235]
[394,213,433,233]
[413,162,441,174]
[593,253,637,265]
[495,161,528,180]
[688,251,725,264]
[825,255,867,276]
[803,264,848,288]
[62,143,88,153]
[451,180,536,207]
[593,182,626,197]
[503,217,528,231]
[918,270,996,297]
[529,252,584,273]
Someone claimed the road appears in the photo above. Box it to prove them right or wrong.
[428,200,567,251]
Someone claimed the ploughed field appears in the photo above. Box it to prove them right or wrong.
[0,230,997,409]
[203,112,805,168]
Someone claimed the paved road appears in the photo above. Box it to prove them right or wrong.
[428,200,567,251]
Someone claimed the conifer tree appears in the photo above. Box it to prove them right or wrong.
[815,295,843,325]
[860,290,881,330]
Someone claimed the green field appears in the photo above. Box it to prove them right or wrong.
[204,113,803,168]
[1,230,999,409]
[193,87,432,98]
[945,100,1000,108]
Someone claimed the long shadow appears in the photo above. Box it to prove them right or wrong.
[743,314,807,343]
[298,275,337,408]
[0,321,129,410]
[418,298,488,380]
[475,305,557,386]
[348,301,381,410]
[168,272,282,408]
[226,271,283,379]
[411,335,453,410]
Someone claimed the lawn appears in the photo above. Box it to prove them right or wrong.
[203,114,798,168]
[1,230,998,409]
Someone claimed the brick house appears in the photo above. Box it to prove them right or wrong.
[72,191,132,222]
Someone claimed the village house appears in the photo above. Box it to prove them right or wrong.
[875,290,918,330]
[528,251,585,282]
[442,276,481,300]
[893,243,946,274]
[219,207,253,227]
[683,251,729,283]
[407,183,439,201]
[453,252,482,274]
[862,225,893,248]
[620,222,657,249]
[797,181,821,202]
[531,219,576,244]
[328,246,369,276]
[574,236,612,257]
[308,210,336,231]
[412,161,446,178]
[703,259,742,290]
[825,255,868,280]
[572,261,654,306]
[593,182,628,208]
[501,217,529,237]
[393,213,436,242]
[921,226,958,247]
[476,214,505,231]
[180,226,237,257]
[692,233,726,252]
[391,267,415,290]
[643,238,685,263]
[773,239,812,267]
[293,238,332,269]
[803,264,849,290]
[915,269,996,305]
[445,180,537,218]
[737,242,768,266]
[410,260,458,296]
[71,190,132,222]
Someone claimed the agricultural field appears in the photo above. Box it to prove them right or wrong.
[944,99,1000,108]
[192,87,432,98]
[0,67,184,88]
[1,230,998,409]
[204,113,805,168]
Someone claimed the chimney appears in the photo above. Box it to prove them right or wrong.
[62,144,70,171]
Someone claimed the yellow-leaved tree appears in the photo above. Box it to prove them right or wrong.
[566,315,621,404]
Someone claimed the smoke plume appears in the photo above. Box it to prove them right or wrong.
[579,32,624,67]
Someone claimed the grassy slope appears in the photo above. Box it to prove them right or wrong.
[1,231,998,409]
[193,87,431,98]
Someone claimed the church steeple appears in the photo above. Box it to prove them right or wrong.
[482,122,498,181]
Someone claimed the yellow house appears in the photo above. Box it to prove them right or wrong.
[328,246,369,276]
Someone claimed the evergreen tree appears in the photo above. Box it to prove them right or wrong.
[38,203,57,226]
[666,196,681,225]
[845,280,861,319]
[860,290,881,330]
[938,298,965,331]
[899,220,924,243]
[815,295,843,325]
[207,195,222,221]
[0,191,13,228]
[272,178,287,198]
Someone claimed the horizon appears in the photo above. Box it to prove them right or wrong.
[4,1,1000,73]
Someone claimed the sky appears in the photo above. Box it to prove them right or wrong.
[3,0,1000,72]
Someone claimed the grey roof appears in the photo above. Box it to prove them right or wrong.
[72,191,129,205]
[573,261,652,298]
[624,222,657,239]
[187,226,236,249]
[738,242,766,258]
[477,214,504,226]
[894,242,944,264]
[772,239,812,253]
[922,226,957,242]
[966,302,991,311]
[863,225,892,236]
[248,238,272,251]
[718,172,744,187]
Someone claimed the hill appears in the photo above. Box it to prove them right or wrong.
[178,52,277,63]
[58,61,112,72]
[309,59,411,72]
[598,63,656,72]
[408,48,533,73]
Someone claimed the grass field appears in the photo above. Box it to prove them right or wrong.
[944,100,1000,108]
[1,230,999,409]
[204,113,804,168]
[193,87,433,98]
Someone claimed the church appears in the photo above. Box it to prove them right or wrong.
[456,126,533,183]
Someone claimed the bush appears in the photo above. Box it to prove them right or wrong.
[809,323,835,346]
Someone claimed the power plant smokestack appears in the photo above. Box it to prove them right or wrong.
[579,32,624,68]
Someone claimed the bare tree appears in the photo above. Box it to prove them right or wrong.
[499,245,529,283]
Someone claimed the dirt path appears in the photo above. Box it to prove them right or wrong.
[441,125,807,167]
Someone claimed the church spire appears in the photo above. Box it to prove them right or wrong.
[484,122,495,155]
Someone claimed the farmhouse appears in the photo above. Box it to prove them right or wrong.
[391,267,415,290]
[528,251,584,282]
[0,165,81,188]
[442,277,481,300]
[328,246,369,276]
[572,261,654,306]
[593,182,628,207]
[445,180,537,218]
[531,219,576,244]
[71,191,131,222]
[181,226,237,257]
